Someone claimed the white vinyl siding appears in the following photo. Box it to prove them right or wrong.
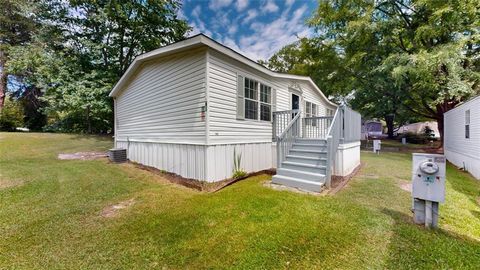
[115,48,207,144]
[445,96,480,179]
[207,49,336,144]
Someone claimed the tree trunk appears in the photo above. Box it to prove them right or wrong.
[86,105,91,134]
[385,114,395,139]
[436,114,444,148]
[0,49,7,113]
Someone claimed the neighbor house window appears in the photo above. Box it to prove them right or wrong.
[465,109,470,139]
[244,78,258,120]
[243,77,272,121]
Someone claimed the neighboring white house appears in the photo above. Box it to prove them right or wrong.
[444,96,480,180]
[397,121,440,138]
[109,34,361,192]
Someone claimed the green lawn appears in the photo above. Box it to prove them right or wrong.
[1,133,479,269]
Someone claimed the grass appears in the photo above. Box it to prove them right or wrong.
[362,139,441,150]
[1,132,479,269]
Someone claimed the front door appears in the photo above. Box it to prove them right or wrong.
[291,93,300,118]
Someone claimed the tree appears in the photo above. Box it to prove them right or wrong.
[39,0,189,79]
[0,93,23,131]
[6,0,190,133]
[0,0,37,112]
[268,0,479,143]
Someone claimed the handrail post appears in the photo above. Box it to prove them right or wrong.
[275,110,301,170]
[325,135,333,188]
[272,112,277,141]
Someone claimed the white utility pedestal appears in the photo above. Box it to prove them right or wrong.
[411,153,446,228]
[373,140,381,154]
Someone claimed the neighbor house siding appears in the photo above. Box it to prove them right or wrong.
[206,49,336,145]
[115,48,207,145]
[444,96,480,179]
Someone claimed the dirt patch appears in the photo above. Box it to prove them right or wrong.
[328,163,363,195]
[0,173,23,189]
[476,197,480,206]
[131,161,275,192]
[0,178,23,189]
[101,198,136,218]
[263,181,324,196]
[58,152,107,160]
[398,181,412,192]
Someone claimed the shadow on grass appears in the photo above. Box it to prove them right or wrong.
[381,208,480,269]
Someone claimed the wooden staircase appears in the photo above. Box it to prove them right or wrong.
[272,138,327,192]
[272,104,360,193]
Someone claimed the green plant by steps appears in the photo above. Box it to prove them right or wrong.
[232,148,246,179]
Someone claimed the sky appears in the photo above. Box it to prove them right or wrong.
[180,0,318,61]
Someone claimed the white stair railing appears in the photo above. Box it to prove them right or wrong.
[276,111,301,168]
[325,104,361,188]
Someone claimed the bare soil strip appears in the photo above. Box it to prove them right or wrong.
[58,152,107,160]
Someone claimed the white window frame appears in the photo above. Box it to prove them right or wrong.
[243,76,272,122]
[244,77,258,120]
[259,84,272,121]
[305,101,318,126]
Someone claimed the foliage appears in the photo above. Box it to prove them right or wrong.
[3,0,190,133]
[399,131,435,144]
[266,0,480,142]
[422,126,435,139]
[1,132,480,268]
[232,148,246,179]
[0,93,23,131]
[0,0,37,110]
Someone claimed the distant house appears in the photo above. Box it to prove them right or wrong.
[361,120,383,140]
[444,96,480,180]
[397,121,440,138]
[109,34,361,192]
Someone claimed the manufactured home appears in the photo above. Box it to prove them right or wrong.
[110,34,361,192]
[444,96,480,180]
[397,121,440,138]
[361,120,383,140]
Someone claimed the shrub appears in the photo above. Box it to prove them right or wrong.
[232,148,247,179]
[399,131,436,144]
[0,95,24,131]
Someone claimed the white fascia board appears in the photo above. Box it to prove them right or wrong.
[110,34,338,108]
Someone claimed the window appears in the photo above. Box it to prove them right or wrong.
[243,77,272,121]
[305,102,317,126]
[260,84,271,121]
[306,101,312,117]
[465,109,470,139]
[326,108,334,116]
[244,78,258,120]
